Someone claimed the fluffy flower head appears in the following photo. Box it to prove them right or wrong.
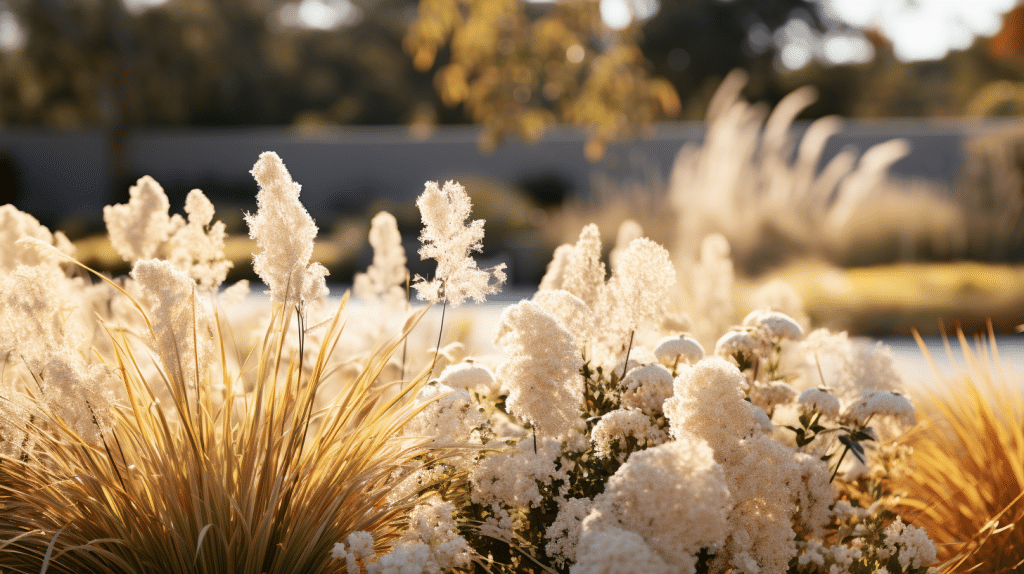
[165,189,232,289]
[619,363,675,416]
[245,151,329,304]
[843,390,916,428]
[743,309,805,341]
[131,258,214,389]
[412,180,505,305]
[798,387,841,418]
[354,210,408,308]
[653,334,704,367]
[589,438,731,567]
[494,300,583,439]
[104,175,172,262]
[0,205,74,274]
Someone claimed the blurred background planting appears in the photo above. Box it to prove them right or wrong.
[5,0,1024,335]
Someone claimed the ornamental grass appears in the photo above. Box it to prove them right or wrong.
[898,326,1024,573]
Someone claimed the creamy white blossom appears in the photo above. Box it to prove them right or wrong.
[245,151,329,305]
[619,363,675,416]
[403,383,483,457]
[600,238,676,340]
[436,360,499,396]
[494,300,583,439]
[653,334,704,368]
[798,387,841,418]
[165,189,232,290]
[715,328,761,359]
[532,289,593,353]
[412,180,505,305]
[843,390,916,428]
[539,243,574,291]
[591,408,665,457]
[573,516,671,574]
[354,211,408,309]
[743,309,805,341]
[546,497,595,568]
[104,175,172,262]
[750,380,798,411]
[131,258,214,389]
[0,205,74,274]
[884,517,937,571]
[588,438,731,568]
[609,219,644,273]
[561,224,606,309]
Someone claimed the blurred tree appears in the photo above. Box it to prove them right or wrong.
[0,0,437,128]
[0,0,1022,153]
[404,0,681,159]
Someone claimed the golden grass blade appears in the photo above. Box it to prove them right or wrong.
[900,326,1024,573]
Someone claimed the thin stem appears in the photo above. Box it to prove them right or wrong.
[427,294,448,381]
[830,444,849,483]
[401,271,410,381]
[620,330,636,380]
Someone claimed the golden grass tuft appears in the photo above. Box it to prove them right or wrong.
[898,325,1024,573]
[0,275,436,573]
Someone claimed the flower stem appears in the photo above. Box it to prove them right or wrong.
[620,330,636,380]
[427,295,448,381]
[830,444,850,483]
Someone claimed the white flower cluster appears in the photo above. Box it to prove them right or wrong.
[842,390,916,428]
[0,205,74,273]
[470,435,569,513]
[619,363,675,416]
[580,439,731,572]
[494,301,583,440]
[332,499,473,574]
[403,382,483,465]
[590,408,665,458]
[883,517,937,571]
[105,176,231,290]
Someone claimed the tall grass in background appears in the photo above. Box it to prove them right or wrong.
[668,70,965,274]
[899,326,1024,573]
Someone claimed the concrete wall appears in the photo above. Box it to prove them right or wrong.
[0,118,1015,227]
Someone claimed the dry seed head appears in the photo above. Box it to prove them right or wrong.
[245,151,329,305]
[412,180,505,305]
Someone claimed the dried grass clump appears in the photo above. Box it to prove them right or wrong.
[0,281,434,573]
[899,326,1024,573]
[0,154,443,573]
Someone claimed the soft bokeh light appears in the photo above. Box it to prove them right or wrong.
[278,0,362,30]
[121,0,170,14]
[0,8,25,53]
[599,0,660,30]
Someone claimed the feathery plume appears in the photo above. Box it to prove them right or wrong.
[245,151,329,305]
[104,175,172,262]
[412,180,505,306]
[354,211,408,309]
[494,300,583,440]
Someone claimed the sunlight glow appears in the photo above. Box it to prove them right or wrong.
[121,0,170,14]
[0,9,25,53]
[278,0,362,31]
[822,0,1017,62]
[599,0,660,30]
